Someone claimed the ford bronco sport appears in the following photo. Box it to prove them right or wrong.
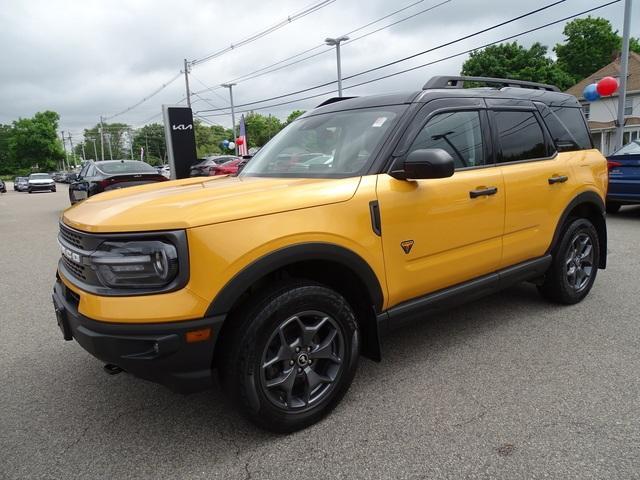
[53,76,608,432]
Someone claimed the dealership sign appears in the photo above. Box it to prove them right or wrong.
[163,105,198,179]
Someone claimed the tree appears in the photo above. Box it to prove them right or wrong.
[7,111,65,172]
[0,124,14,175]
[554,16,640,82]
[81,122,130,160]
[132,123,166,164]
[461,42,575,91]
[285,110,305,125]
[244,112,283,148]
[194,121,234,156]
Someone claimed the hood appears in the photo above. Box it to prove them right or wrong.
[62,175,361,233]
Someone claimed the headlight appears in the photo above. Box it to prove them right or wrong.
[90,240,179,288]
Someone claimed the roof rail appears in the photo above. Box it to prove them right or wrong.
[316,96,358,107]
[423,76,560,92]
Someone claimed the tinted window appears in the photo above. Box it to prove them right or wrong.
[98,161,157,174]
[409,110,485,168]
[494,110,547,163]
[538,105,591,151]
[86,165,96,177]
[79,163,90,177]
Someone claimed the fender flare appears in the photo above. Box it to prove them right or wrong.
[546,191,607,268]
[205,242,385,316]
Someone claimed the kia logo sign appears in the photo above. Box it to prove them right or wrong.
[172,124,193,130]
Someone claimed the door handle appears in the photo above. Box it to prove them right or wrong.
[548,175,568,185]
[469,186,498,198]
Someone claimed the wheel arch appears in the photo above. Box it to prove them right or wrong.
[208,243,385,363]
[547,191,607,269]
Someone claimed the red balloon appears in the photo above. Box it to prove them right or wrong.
[596,76,618,96]
[235,137,244,145]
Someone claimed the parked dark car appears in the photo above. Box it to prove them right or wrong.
[190,156,239,176]
[27,173,56,193]
[606,139,640,213]
[14,177,29,191]
[69,160,168,205]
[0,179,6,193]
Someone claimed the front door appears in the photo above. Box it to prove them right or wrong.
[376,104,505,309]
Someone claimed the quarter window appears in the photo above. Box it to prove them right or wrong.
[493,110,547,163]
[538,106,592,151]
[409,110,485,169]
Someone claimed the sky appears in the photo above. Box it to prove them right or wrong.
[0,0,637,141]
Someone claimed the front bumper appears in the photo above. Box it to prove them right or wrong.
[30,183,55,191]
[52,278,225,393]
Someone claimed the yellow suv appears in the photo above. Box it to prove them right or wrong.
[52,76,608,432]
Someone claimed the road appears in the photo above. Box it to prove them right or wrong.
[1,183,639,479]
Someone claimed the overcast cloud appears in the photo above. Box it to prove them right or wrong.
[0,0,637,138]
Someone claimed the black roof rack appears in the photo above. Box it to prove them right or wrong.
[316,96,358,107]
[423,76,560,92]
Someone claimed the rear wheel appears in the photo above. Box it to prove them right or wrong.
[220,280,359,433]
[606,202,621,214]
[538,218,599,305]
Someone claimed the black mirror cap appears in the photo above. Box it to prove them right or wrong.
[390,148,455,180]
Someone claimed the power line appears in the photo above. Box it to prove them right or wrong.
[197,0,619,117]
[190,0,336,66]
[191,0,446,94]
[102,72,182,120]
[196,0,568,113]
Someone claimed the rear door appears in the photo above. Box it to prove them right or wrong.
[489,100,570,268]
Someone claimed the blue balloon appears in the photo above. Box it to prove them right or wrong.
[223,139,230,146]
[583,83,600,102]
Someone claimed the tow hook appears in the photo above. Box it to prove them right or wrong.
[103,364,124,375]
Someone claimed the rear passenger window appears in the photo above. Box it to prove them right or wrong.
[493,110,547,163]
[410,110,485,169]
[538,106,592,151]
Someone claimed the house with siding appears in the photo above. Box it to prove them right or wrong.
[566,52,640,155]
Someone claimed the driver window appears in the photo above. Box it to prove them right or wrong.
[78,163,90,179]
[409,110,485,169]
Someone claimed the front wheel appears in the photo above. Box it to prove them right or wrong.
[220,281,359,433]
[538,218,599,305]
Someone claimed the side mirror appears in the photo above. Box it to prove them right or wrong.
[390,148,455,180]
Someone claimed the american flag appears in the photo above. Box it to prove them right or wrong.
[237,114,248,156]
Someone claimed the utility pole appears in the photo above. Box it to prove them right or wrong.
[325,36,349,97]
[67,132,76,167]
[60,131,68,171]
[107,133,114,160]
[88,137,98,160]
[184,59,192,108]
[615,0,632,150]
[99,116,105,161]
[129,129,134,159]
[221,83,237,154]
[81,142,87,162]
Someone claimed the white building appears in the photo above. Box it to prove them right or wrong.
[566,52,640,156]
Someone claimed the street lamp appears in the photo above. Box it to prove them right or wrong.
[221,83,237,155]
[325,35,349,97]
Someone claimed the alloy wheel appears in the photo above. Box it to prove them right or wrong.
[565,232,594,292]
[260,310,345,411]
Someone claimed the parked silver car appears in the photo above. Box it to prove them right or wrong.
[27,173,56,193]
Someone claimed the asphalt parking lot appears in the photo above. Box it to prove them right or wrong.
[1,183,639,479]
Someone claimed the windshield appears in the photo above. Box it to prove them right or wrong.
[30,173,51,179]
[240,106,406,178]
[98,161,157,174]
[613,140,640,156]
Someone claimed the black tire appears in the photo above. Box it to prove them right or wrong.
[538,218,599,305]
[606,202,621,214]
[220,280,360,433]
[28,189,32,194]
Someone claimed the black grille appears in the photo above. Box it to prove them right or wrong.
[62,255,87,280]
[59,224,84,250]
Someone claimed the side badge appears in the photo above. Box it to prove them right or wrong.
[400,240,414,254]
